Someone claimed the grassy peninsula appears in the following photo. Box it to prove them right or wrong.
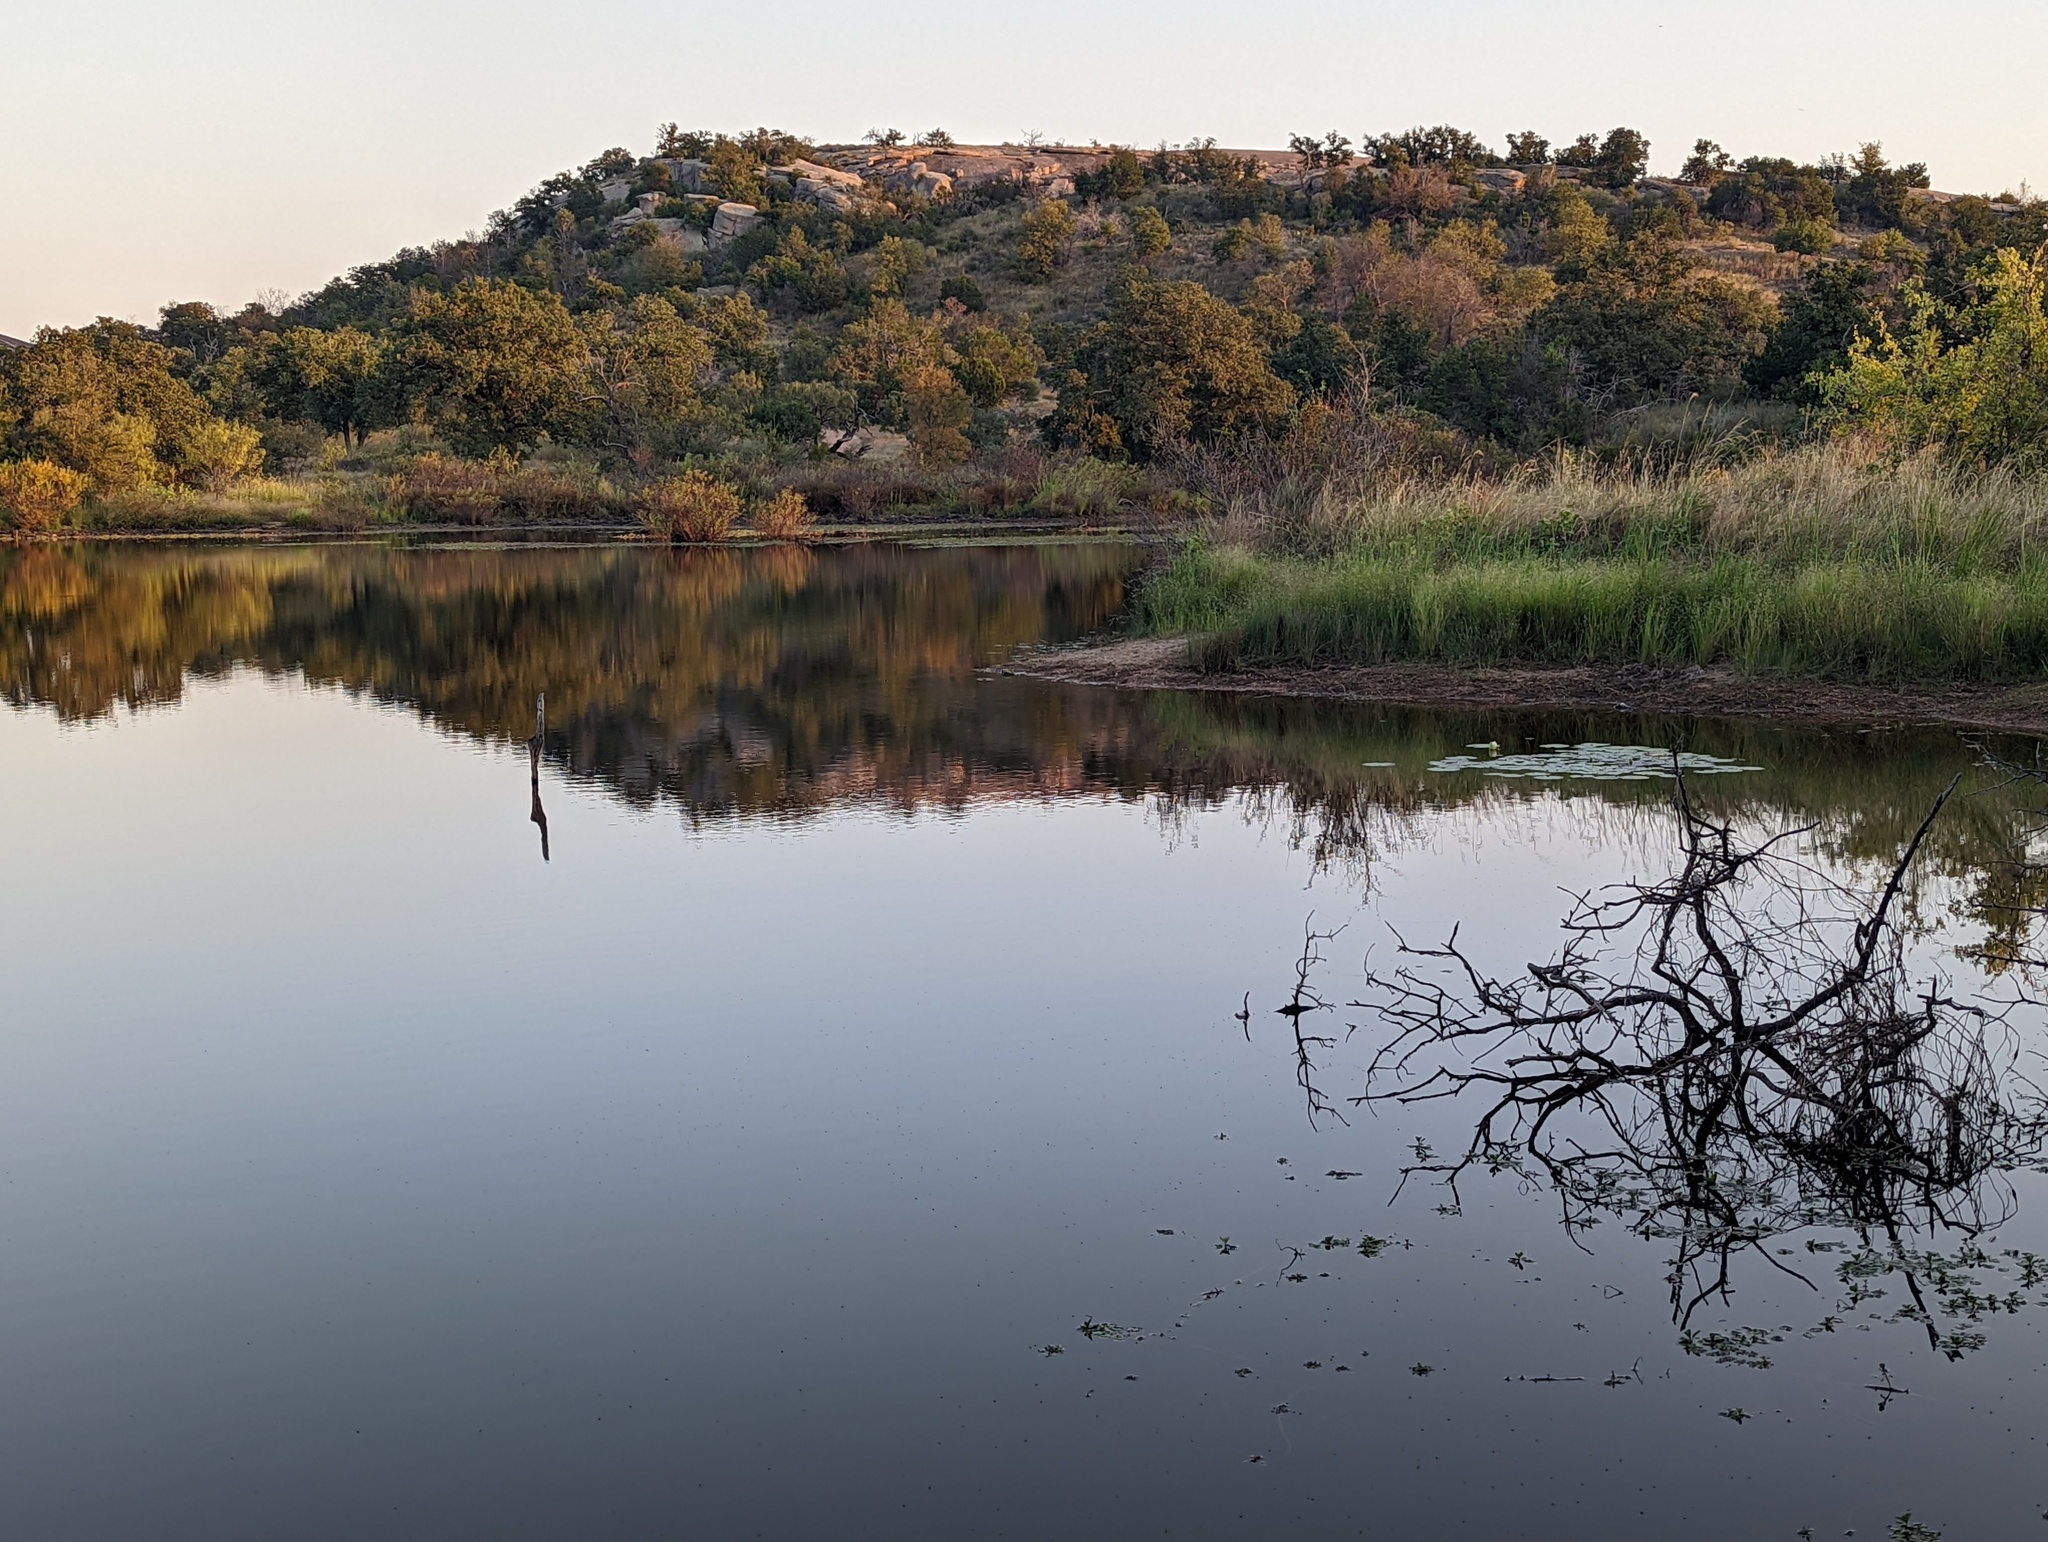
[1141,444,2048,685]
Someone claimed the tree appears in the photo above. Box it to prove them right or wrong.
[1049,267,1295,457]
[1554,133,1601,170]
[176,419,265,490]
[913,128,955,150]
[261,326,384,446]
[1504,131,1550,165]
[655,123,713,159]
[386,279,593,453]
[637,470,741,541]
[701,138,767,205]
[156,302,234,366]
[1773,218,1834,255]
[614,225,703,297]
[1362,125,1495,168]
[1679,139,1734,186]
[951,321,1043,407]
[1706,157,1838,232]
[939,274,986,311]
[747,226,852,313]
[863,235,926,299]
[1271,316,1362,396]
[1085,147,1146,199]
[736,127,811,165]
[1745,261,1882,400]
[1535,237,1775,401]
[1016,199,1077,280]
[904,363,973,465]
[1422,334,1591,448]
[1839,143,1931,230]
[1288,132,1353,172]
[580,296,713,448]
[1341,295,1438,390]
[584,147,638,181]
[0,320,211,490]
[695,292,776,375]
[1592,127,1651,189]
[1817,247,2048,466]
[828,299,954,422]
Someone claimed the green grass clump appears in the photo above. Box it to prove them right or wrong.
[1140,443,2048,683]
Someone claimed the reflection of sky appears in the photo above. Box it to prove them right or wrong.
[4,672,2046,1540]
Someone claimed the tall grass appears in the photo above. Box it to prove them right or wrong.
[1142,441,2048,683]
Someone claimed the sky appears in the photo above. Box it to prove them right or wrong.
[4,0,2044,339]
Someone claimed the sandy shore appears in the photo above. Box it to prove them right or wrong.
[994,636,2048,734]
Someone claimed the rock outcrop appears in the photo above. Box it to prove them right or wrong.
[775,159,867,213]
[710,202,762,247]
[652,158,712,194]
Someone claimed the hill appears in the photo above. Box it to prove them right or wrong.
[1,122,2045,535]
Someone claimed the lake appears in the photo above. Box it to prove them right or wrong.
[5,538,2047,1540]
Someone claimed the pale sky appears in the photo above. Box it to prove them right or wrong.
[5,0,2043,339]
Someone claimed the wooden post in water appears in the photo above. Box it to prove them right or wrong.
[528,691,550,861]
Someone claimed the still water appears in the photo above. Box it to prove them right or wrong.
[5,540,2048,1539]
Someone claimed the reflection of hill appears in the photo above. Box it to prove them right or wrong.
[3,543,2039,913]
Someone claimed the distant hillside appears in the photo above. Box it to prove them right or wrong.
[2,120,2046,532]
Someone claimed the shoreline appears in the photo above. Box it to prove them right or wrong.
[995,636,2048,735]
[41,518,1159,547]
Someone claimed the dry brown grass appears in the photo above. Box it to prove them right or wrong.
[394,454,499,523]
[393,454,611,524]
[1246,437,2048,570]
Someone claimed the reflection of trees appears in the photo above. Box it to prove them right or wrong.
[1355,773,2048,1357]
[1136,691,2048,944]
[0,542,1147,817]
[8,544,2048,933]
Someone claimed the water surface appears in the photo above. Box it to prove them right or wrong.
[5,540,2047,1540]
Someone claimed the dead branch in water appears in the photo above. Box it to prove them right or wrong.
[1350,762,2047,1340]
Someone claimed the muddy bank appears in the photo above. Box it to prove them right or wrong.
[995,636,2048,735]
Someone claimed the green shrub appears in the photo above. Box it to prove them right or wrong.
[1016,200,1076,281]
[1772,217,1835,255]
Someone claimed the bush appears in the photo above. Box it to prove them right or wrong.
[1772,218,1835,256]
[1017,200,1076,281]
[0,459,89,535]
[753,487,816,540]
[175,419,266,491]
[1212,223,1252,262]
[638,470,742,541]
[1819,247,2048,466]
[1130,206,1172,257]
[939,274,986,311]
